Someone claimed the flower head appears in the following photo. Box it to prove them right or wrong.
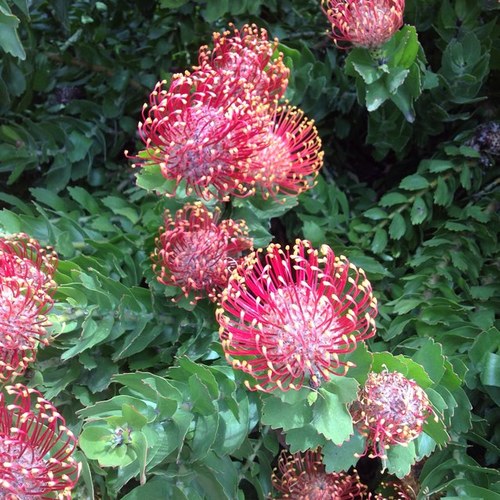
[271,450,368,499]
[152,202,253,303]
[350,370,436,458]
[0,234,57,382]
[245,105,324,199]
[130,69,270,200]
[374,479,417,499]
[0,233,57,293]
[322,0,405,49]
[198,23,289,103]
[216,240,377,391]
[0,384,80,499]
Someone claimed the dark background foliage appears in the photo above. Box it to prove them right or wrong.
[1,0,499,498]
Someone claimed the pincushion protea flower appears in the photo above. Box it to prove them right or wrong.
[0,234,57,381]
[216,240,377,391]
[246,105,324,199]
[0,384,80,499]
[374,479,416,499]
[350,370,436,459]
[271,450,368,499]
[198,23,289,103]
[152,202,253,303]
[0,233,57,293]
[129,68,271,201]
[321,0,405,49]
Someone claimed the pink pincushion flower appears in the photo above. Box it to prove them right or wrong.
[216,240,377,391]
[152,202,253,303]
[271,450,368,499]
[198,23,289,103]
[245,105,324,199]
[0,234,57,382]
[350,370,436,458]
[0,384,80,499]
[322,0,405,49]
[130,69,271,200]
[0,233,57,294]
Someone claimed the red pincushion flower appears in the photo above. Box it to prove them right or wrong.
[321,0,405,49]
[0,234,57,382]
[198,23,289,103]
[350,370,436,459]
[0,233,57,293]
[0,384,80,499]
[152,202,253,303]
[216,240,377,391]
[271,450,368,499]
[129,67,272,201]
[245,105,324,199]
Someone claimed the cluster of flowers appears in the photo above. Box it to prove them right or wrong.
[135,19,434,497]
[0,234,80,499]
[129,23,324,201]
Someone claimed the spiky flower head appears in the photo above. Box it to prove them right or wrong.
[0,234,57,382]
[245,105,324,200]
[0,384,80,499]
[350,370,436,458]
[216,240,377,391]
[321,0,405,49]
[152,202,252,303]
[374,479,417,499]
[0,233,57,293]
[130,68,271,200]
[198,23,289,103]
[271,450,368,499]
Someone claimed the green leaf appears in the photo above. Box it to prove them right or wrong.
[399,174,429,190]
[364,207,387,220]
[159,0,189,7]
[385,441,416,477]
[410,196,428,225]
[302,220,325,245]
[79,425,135,467]
[389,213,406,240]
[201,0,228,22]
[386,68,409,93]
[365,80,390,112]
[286,425,325,453]
[61,313,114,360]
[380,192,408,207]
[371,228,388,253]
[122,403,149,429]
[434,177,452,206]
[372,352,433,389]
[313,379,358,444]
[0,3,26,59]
[261,391,313,432]
[322,431,365,472]
[390,26,419,69]
[421,159,455,173]
[130,431,148,485]
[121,477,171,500]
[135,163,175,194]
[481,353,500,388]
[342,342,373,385]
[412,339,446,384]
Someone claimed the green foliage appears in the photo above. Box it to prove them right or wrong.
[0,0,498,498]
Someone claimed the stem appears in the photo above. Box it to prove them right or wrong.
[239,426,270,480]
